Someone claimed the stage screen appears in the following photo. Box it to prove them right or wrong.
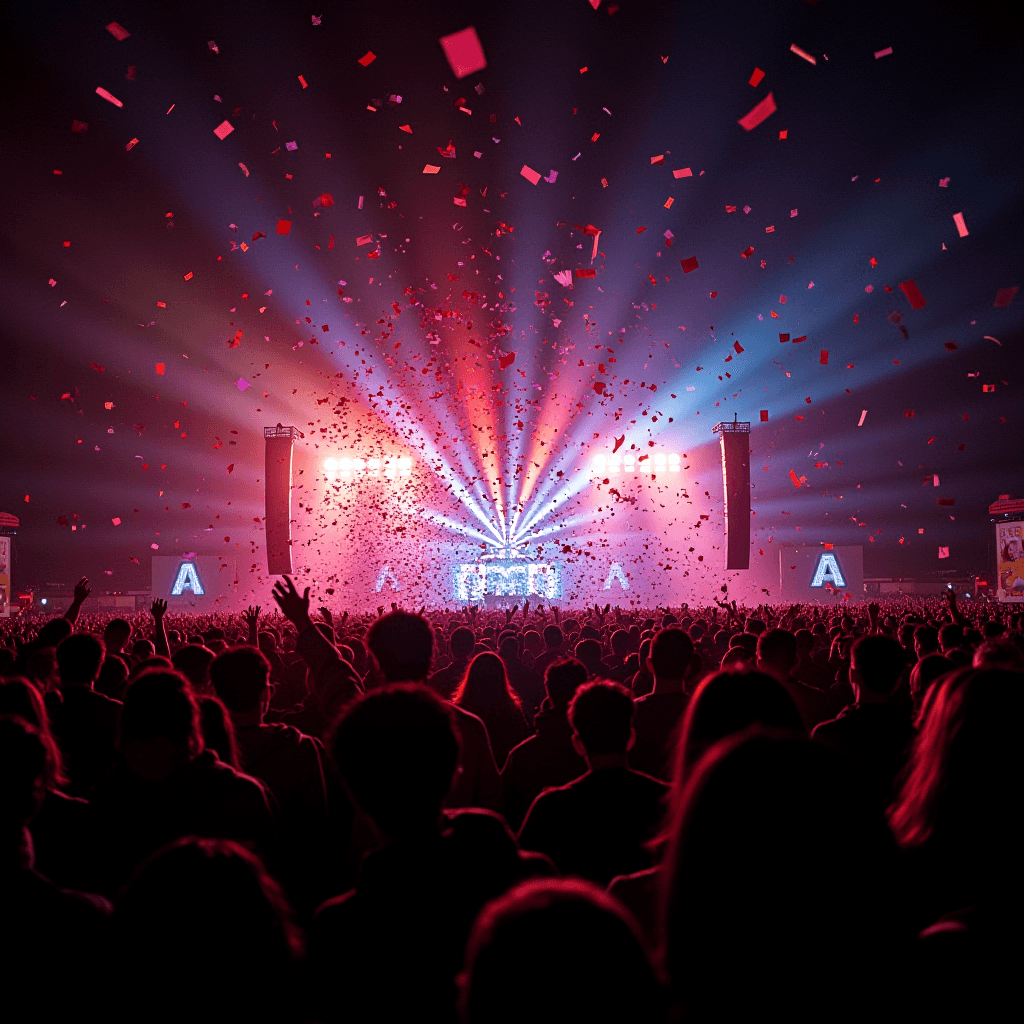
[779,546,864,603]
[996,522,1024,603]
[152,555,239,612]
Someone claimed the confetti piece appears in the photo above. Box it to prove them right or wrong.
[285,141,298,151]
[779,333,790,343]
[650,155,664,164]
[858,410,867,426]
[357,51,376,66]
[760,410,769,422]
[982,384,996,392]
[664,197,674,208]
[792,336,806,343]
[213,120,234,140]
[399,124,412,133]
[520,165,542,185]
[423,164,441,174]
[789,470,803,488]
[499,351,516,369]
[106,21,130,40]
[874,46,893,59]
[820,350,829,364]
[183,271,193,281]
[673,167,692,178]
[680,256,699,273]
[276,219,292,235]
[95,86,123,108]
[789,44,816,65]
[155,363,165,375]
[952,212,969,237]
[898,279,927,310]
[111,517,121,526]
[298,75,308,89]
[938,546,949,558]
[575,268,597,278]
[544,170,558,183]
[239,163,249,176]
[749,67,765,87]
[779,130,788,140]
[72,120,88,132]
[733,340,744,353]
[993,286,1018,307]
[738,92,777,130]
[741,246,755,258]
[613,435,625,453]
[439,26,487,79]
[356,234,374,246]
[236,378,251,391]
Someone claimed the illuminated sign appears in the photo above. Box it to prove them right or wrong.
[603,563,631,591]
[453,562,561,601]
[374,565,401,592]
[170,561,205,595]
[810,552,846,589]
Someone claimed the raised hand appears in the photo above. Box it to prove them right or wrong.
[245,604,262,626]
[151,598,168,619]
[271,576,312,629]
[523,601,530,617]
[318,606,333,625]
[377,606,385,618]
[73,577,92,603]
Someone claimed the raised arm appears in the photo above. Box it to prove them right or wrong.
[244,605,262,648]
[151,598,170,657]
[63,577,91,626]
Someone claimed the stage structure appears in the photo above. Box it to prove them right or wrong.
[990,496,1024,603]
[713,418,750,570]
[265,425,298,576]
[452,559,563,604]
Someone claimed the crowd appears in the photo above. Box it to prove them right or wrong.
[1,579,1019,1021]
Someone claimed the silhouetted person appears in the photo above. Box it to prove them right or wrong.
[909,653,953,716]
[519,681,668,885]
[0,715,110,1021]
[757,628,830,731]
[573,637,605,679]
[609,669,802,941]
[533,624,566,678]
[498,634,545,721]
[459,878,665,1024]
[307,685,552,1023]
[454,652,532,770]
[429,626,476,698]
[660,731,910,1022]
[89,670,276,894]
[501,659,589,831]
[196,694,240,767]
[49,633,121,796]
[102,617,132,658]
[171,643,215,694]
[813,635,916,806]
[107,838,302,1024]
[631,627,697,780]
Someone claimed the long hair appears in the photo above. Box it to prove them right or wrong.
[454,651,522,712]
[0,677,67,788]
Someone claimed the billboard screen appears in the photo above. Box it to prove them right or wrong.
[779,546,864,602]
[152,555,239,611]
[996,522,1024,603]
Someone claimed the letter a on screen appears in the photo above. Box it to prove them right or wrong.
[171,562,204,595]
[810,552,846,588]
[603,563,630,591]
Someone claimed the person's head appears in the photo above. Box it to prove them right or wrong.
[568,680,634,760]
[542,624,564,651]
[56,633,105,687]
[367,611,434,683]
[129,656,173,681]
[103,617,132,653]
[745,618,767,636]
[131,638,156,662]
[455,651,521,711]
[36,617,73,650]
[498,635,519,662]
[720,646,755,671]
[0,679,65,788]
[661,731,903,1017]
[981,619,1005,640]
[109,838,301,1022]
[909,654,954,715]
[573,638,603,676]
[649,627,695,683]
[972,640,1024,670]
[729,632,757,655]
[120,670,202,782]
[938,622,964,653]
[914,625,939,658]
[890,669,1021,869]
[210,647,272,715]
[171,644,215,693]
[459,879,663,1024]
[0,715,48,837]
[756,629,797,677]
[197,695,240,768]
[522,630,542,656]
[794,628,815,657]
[329,683,458,838]
[850,635,907,698]
[689,620,707,642]
[96,654,130,700]
[449,626,476,661]
[671,670,803,787]
[544,658,588,711]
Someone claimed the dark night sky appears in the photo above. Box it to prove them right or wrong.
[1,0,1021,603]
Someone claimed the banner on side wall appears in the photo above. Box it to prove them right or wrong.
[779,546,864,602]
[0,536,9,618]
[996,522,1024,603]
